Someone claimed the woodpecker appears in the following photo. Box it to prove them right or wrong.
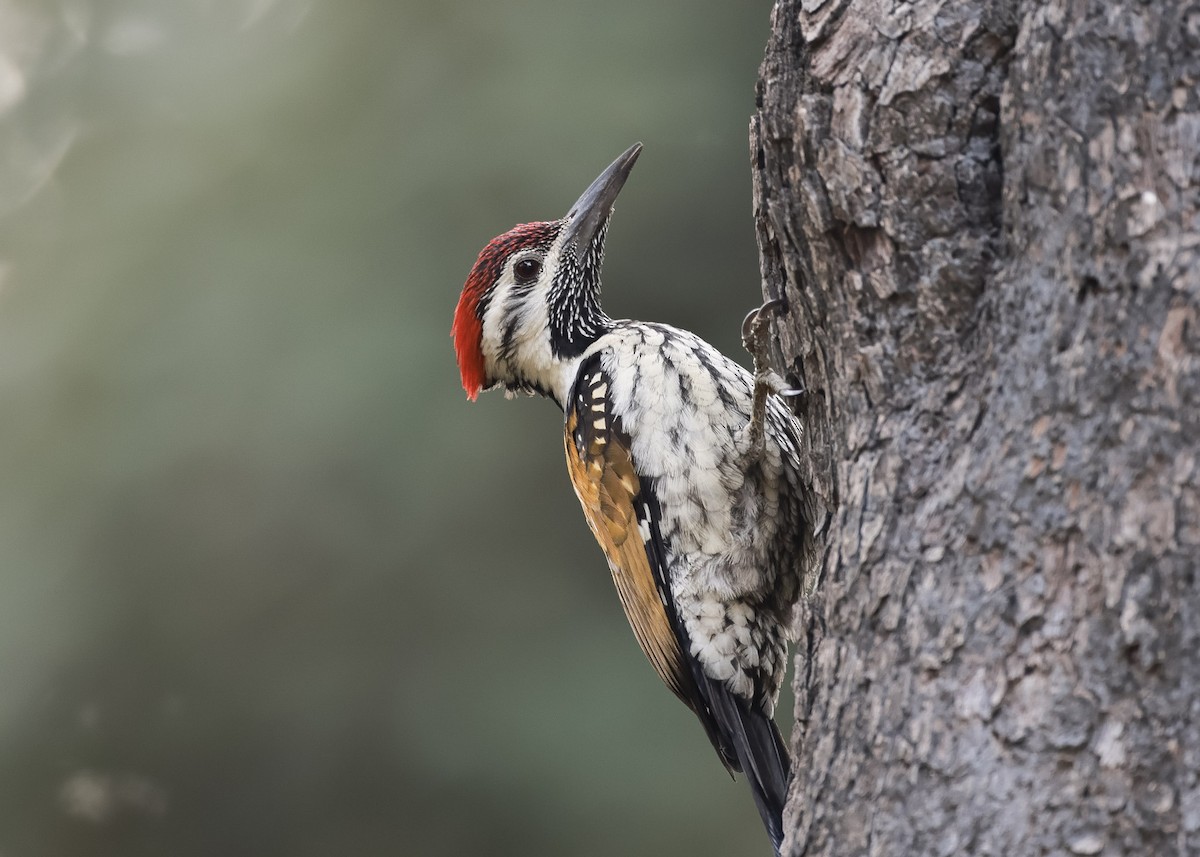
[452,143,814,855]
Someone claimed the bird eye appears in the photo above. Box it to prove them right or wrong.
[513,257,542,284]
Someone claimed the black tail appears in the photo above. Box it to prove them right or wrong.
[690,667,791,855]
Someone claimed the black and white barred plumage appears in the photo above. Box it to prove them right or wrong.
[453,144,816,855]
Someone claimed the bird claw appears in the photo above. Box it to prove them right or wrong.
[741,297,787,345]
[760,369,791,396]
[741,296,789,382]
[739,297,791,464]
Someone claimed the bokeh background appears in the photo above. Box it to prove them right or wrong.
[0,1,785,854]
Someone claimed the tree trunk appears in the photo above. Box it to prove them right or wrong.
[751,1,1200,854]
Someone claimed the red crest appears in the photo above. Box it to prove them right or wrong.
[452,221,559,399]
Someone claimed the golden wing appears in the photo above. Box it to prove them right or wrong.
[562,354,791,847]
[563,363,692,705]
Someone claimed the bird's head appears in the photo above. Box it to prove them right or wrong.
[452,143,642,404]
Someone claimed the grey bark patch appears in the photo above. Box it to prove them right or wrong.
[753,0,1200,854]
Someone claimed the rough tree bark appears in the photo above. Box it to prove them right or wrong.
[751,1,1200,854]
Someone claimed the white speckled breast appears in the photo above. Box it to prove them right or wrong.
[582,321,807,710]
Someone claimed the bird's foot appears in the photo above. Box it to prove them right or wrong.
[739,298,800,462]
[742,297,804,395]
[741,299,785,370]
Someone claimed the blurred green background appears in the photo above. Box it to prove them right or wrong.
[0,1,782,854]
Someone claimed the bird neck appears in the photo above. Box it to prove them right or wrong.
[505,312,615,410]
[547,257,612,359]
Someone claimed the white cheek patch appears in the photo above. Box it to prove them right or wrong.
[480,241,566,369]
[477,238,592,403]
[479,272,517,367]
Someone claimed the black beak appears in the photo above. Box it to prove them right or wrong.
[561,143,642,261]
